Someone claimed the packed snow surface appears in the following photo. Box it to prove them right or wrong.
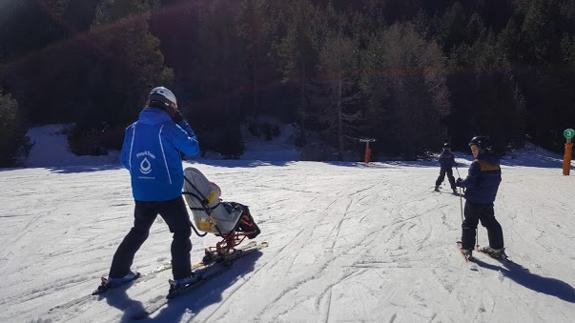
[1,156,574,322]
[1,124,574,322]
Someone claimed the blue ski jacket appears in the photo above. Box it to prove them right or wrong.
[438,149,455,169]
[456,153,501,205]
[120,107,200,201]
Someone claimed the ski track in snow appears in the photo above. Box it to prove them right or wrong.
[0,161,574,322]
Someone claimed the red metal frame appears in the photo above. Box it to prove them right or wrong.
[208,216,260,256]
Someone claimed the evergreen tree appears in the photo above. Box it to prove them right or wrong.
[238,0,270,119]
[272,0,322,145]
[0,89,27,167]
[67,0,173,154]
[318,34,361,159]
[361,23,449,158]
[3,0,575,160]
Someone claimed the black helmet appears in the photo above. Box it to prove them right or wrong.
[468,136,492,151]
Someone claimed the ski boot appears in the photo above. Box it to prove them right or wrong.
[479,246,507,260]
[93,271,140,295]
[167,273,201,299]
[461,248,473,261]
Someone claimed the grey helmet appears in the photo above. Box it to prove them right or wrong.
[148,86,177,108]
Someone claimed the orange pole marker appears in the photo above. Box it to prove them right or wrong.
[360,138,376,164]
[563,128,574,176]
[563,142,573,176]
[365,145,372,164]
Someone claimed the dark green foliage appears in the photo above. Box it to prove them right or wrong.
[0,89,28,166]
[1,0,173,156]
[66,0,173,155]
[2,0,575,162]
[361,23,449,158]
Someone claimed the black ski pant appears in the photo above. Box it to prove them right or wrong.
[461,201,504,250]
[109,196,192,280]
[436,167,456,191]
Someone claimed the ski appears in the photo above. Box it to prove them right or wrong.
[131,241,268,320]
[477,247,510,262]
[456,241,479,271]
[49,262,174,314]
[92,272,141,295]
[49,243,244,314]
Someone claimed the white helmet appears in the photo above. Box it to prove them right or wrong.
[149,86,177,107]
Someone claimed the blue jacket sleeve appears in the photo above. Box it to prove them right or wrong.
[457,161,480,188]
[167,122,200,158]
[120,125,135,170]
[177,120,197,139]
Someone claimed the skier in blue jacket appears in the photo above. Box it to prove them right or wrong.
[435,142,458,194]
[100,86,200,291]
[456,136,505,259]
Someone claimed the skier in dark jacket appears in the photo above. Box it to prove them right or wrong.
[435,143,458,194]
[98,86,200,292]
[456,136,505,259]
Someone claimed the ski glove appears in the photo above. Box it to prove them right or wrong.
[455,178,463,187]
[171,110,184,123]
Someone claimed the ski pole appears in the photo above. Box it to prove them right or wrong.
[455,166,464,223]
[476,228,480,250]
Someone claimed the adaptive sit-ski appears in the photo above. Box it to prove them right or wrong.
[182,167,261,264]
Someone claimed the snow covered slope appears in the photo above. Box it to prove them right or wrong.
[0,158,574,322]
[25,125,119,167]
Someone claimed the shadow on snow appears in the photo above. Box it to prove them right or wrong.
[151,251,263,322]
[473,258,575,303]
[99,250,262,322]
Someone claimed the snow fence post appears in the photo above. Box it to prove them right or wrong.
[563,128,574,176]
[359,138,376,164]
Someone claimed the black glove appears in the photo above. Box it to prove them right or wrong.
[164,103,184,123]
[171,109,184,123]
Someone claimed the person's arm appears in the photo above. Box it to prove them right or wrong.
[163,105,200,158]
[456,161,480,188]
[120,124,135,170]
[168,123,200,159]
[176,119,197,139]
[166,106,197,138]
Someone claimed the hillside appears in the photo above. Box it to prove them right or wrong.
[0,153,574,322]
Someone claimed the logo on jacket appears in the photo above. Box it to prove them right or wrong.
[136,151,156,175]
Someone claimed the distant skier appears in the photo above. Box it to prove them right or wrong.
[435,142,458,194]
[456,136,505,259]
[96,86,200,294]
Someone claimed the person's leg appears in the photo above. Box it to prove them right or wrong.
[109,201,157,278]
[446,168,457,191]
[478,204,504,249]
[461,202,480,250]
[435,168,447,189]
[159,197,192,280]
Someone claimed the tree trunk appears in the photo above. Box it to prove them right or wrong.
[337,78,344,159]
[299,61,307,141]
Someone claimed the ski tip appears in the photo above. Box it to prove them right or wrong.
[92,286,107,295]
[92,272,141,295]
